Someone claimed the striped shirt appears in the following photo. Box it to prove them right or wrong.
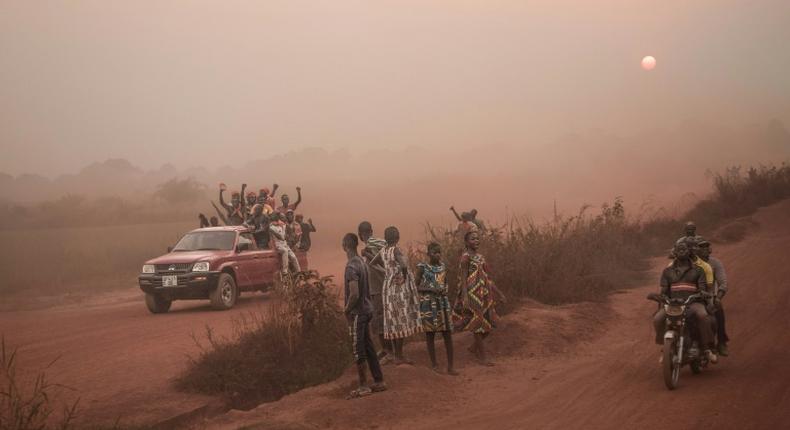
[660,261,708,298]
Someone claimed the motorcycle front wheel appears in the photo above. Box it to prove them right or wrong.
[690,360,702,374]
[663,338,680,390]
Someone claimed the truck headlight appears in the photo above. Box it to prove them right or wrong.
[192,262,210,272]
[142,264,155,274]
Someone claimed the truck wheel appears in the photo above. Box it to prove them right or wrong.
[210,273,238,310]
[145,293,172,314]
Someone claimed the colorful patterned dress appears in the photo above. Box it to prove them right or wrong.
[417,262,453,333]
[381,246,423,340]
[452,251,497,334]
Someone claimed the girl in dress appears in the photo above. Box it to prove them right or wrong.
[416,242,457,375]
[376,226,422,364]
[453,230,506,366]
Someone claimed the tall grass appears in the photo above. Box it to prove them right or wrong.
[175,271,350,409]
[413,163,790,305]
[414,197,649,305]
[0,338,78,430]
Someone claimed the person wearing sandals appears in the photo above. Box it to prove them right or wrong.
[452,230,507,366]
[415,242,458,375]
[343,233,387,399]
[374,226,422,364]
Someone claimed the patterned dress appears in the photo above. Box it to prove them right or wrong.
[417,262,453,333]
[452,251,497,334]
[381,246,423,340]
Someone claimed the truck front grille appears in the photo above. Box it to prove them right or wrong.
[155,263,191,274]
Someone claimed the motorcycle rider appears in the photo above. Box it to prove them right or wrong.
[696,238,730,356]
[653,240,718,364]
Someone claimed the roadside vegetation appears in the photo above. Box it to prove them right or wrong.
[414,163,790,305]
[0,338,78,430]
[176,271,350,409]
[175,163,790,410]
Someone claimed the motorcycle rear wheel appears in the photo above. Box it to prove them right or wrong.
[663,338,680,390]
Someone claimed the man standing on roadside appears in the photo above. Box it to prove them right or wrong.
[358,221,393,362]
[343,233,387,399]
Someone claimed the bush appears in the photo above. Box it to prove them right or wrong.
[176,271,350,409]
[414,197,649,305]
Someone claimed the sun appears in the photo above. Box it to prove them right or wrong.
[641,56,656,71]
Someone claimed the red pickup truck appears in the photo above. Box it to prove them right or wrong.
[138,226,308,313]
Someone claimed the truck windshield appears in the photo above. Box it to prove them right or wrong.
[172,231,236,251]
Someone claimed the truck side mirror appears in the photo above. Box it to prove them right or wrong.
[236,242,250,253]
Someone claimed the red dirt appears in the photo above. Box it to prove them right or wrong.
[0,252,345,427]
[2,200,789,429]
[197,199,790,430]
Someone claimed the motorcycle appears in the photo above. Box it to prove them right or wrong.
[647,292,714,390]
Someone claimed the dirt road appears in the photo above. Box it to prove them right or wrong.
[2,201,788,429]
[200,200,790,430]
[0,252,345,426]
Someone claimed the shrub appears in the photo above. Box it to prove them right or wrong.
[413,197,649,305]
[175,271,350,409]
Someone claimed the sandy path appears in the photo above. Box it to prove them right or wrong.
[199,200,790,430]
[0,250,345,426]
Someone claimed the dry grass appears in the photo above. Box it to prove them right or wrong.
[0,338,79,430]
[411,163,790,306]
[413,197,649,305]
[175,271,350,409]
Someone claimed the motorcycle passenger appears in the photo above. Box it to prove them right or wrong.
[676,221,697,245]
[653,241,718,364]
[696,238,730,356]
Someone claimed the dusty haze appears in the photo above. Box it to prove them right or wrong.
[1,0,790,176]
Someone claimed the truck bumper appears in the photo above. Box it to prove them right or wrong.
[138,271,221,300]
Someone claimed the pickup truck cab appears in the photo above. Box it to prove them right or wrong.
[138,226,308,313]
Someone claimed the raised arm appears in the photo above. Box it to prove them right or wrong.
[292,186,302,210]
[271,183,279,199]
[211,201,229,225]
[450,206,462,222]
[307,218,316,232]
[219,185,232,210]
[240,183,248,212]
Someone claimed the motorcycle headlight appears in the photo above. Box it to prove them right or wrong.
[142,264,155,274]
[192,261,210,272]
[665,304,684,317]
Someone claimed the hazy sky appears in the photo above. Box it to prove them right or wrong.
[1,0,789,176]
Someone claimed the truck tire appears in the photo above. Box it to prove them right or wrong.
[210,273,238,310]
[145,293,172,314]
